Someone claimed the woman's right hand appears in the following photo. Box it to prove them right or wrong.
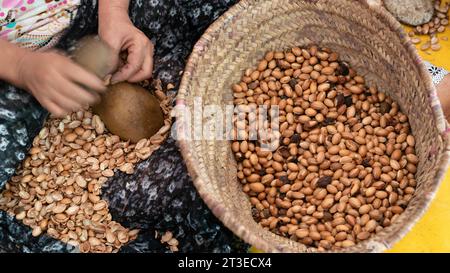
[15,50,107,117]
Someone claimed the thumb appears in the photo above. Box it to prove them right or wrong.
[110,44,144,84]
[111,63,140,84]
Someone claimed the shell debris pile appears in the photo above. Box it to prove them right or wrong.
[0,81,173,253]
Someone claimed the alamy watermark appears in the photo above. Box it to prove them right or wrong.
[170,97,280,151]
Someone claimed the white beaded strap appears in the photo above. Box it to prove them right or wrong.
[424,61,449,86]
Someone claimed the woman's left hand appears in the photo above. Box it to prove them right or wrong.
[98,3,154,84]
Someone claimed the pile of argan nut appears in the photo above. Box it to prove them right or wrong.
[0,82,173,253]
[409,0,449,52]
[231,45,418,251]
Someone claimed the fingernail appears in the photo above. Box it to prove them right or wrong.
[110,76,120,85]
[103,74,112,86]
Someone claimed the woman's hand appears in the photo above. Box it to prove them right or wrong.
[98,1,154,84]
[16,51,107,117]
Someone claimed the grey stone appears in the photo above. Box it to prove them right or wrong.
[384,0,434,26]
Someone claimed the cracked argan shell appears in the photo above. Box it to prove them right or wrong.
[92,83,164,143]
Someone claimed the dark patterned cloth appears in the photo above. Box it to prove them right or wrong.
[0,84,47,189]
[0,0,247,253]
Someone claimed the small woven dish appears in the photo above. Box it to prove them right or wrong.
[176,0,450,252]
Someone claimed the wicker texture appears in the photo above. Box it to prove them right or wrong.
[176,0,450,252]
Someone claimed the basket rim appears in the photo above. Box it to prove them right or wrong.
[176,0,450,252]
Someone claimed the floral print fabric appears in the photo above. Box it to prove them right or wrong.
[0,0,80,49]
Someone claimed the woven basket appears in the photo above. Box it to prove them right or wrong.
[176,0,450,252]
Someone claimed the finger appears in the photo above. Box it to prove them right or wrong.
[53,73,101,106]
[49,88,83,113]
[59,77,102,106]
[64,62,107,93]
[44,99,70,118]
[111,43,145,84]
[127,47,154,82]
